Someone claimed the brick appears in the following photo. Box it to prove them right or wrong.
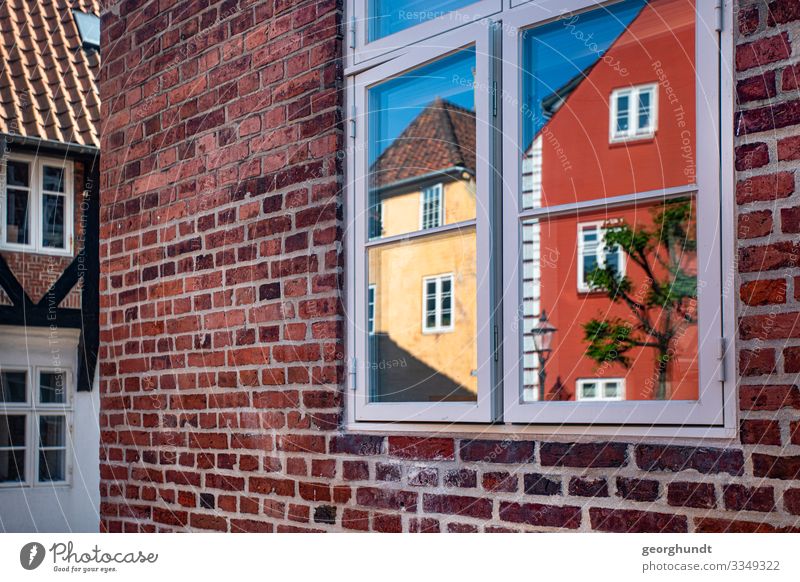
[313,505,336,525]
[782,207,800,233]
[616,477,659,502]
[785,489,800,515]
[482,472,518,493]
[568,477,608,498]
[740,311,800,340]
[737,72,776,103]
[723,484,775,512]
[409,518,440,533]
[735,142,770,170]
[783,63,800,91]
[443,469,477,489]
[635,445,744,476]
[752,453,800,480]
[778,135,800,161]
[739,348,776,376]
[739,4,760,35]
[694,518,800,533]
[523,473,562,496]
[740,278,786,305]
[767,0,800,26]
[540,442,627,468]
[736,99,800,134]
[388,436,454,461]
[740,418,782,445]
[590,508,687,533]
[422,494,493,519]
[735,171,794,204]
[499,502,581,529]
[738,210,773,239]
[329,434,384,456]
[735,33,790,71]
[740,384,800,410]
[373,513,402,533]
[667,482,716,509]
[408,467,439,487]
[355,487,417,512]
[459,439,535,464]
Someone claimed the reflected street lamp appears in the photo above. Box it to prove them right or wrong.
[531,310,557,399]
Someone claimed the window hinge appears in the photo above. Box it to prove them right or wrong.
[714,0,723,32]
[349,356,357,390]
[493,324,499,362]
[349,15,356,49]
[350,104,357,139]
[718,337,727,382]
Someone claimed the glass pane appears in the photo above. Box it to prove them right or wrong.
[368,0,477,41]
[39,449,65,482]
[520,0,696,209]
[5,188,30,244]
[0,449,25,482]
[605,381,620,398]
[39,415,66,447]
[638,91,651,130]
[521,197,698,402]
[581,383,596,399]
[42,194,66,248]
[40,371,67,404]
[43,166,65,192]
[0,370,26,403]
[6,160,29,187]
[0,415,26,447]
[368,48,476,240]
[368,228,476,402]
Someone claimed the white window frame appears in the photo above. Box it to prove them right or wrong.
[422,273,455,334]
[0,154,74,256]
[346,0,736,437]
[577,221,626,293]
[576,378,625,401]
[420,183,444,230]
[610,83,658,142]
[0,366,73,488]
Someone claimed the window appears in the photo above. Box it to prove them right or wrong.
[73,10,100,50]
[1,368,71,486]
[577,223,625,292]
[420,184,443,230]
[347,0,734,433]
[1,156,73,255]
[576,378,625,401]
[423,274,454,333]
[368,201,383,240]
[610,84,657,142]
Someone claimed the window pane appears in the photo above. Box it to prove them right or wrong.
[43,166,65,192]
[521,197,698,402]
[368,229,476,402]
[605,381,620,398]
[638,90,652,130]
[0,370,26,403]
[0,415,26,447]
[39,415,66,447]
[42,194,66,248]
[0,449,25,482]
[520,0,695,209]
[6,161,29,187]
[39,449,65,482]
[40,371,67,404]
[368,0,477,41]
[581,383,597,399]
[5,188,30,244]
[369,48,476,240]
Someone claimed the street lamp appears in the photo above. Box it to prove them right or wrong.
[531,310,557,399]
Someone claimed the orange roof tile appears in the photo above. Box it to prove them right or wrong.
[0,0,100,148]
[370,98,476,189]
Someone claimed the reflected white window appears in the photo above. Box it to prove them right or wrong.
[577,223,625,292]
[423,274,454,333]
[420,184,443,230]
[577,378,625,401]
[611,84,657,142]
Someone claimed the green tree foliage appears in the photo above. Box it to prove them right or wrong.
[582,198,697,400]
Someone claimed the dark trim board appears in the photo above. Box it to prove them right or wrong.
[0,138,100,391]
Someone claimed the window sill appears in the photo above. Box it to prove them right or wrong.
[0,244,73,258]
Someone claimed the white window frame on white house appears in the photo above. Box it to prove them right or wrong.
[345,0,737,436]
[610,83,658,142]
[577,221,626,293]
[576,378,625,401]
[0,366,73,488]
[0,154,74,256]
[422,273,455,334]
[420,183,444,230]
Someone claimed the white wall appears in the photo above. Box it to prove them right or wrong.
[0,326,100,532]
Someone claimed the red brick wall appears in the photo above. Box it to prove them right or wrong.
[97,0,800,533]
[1,160,85,308]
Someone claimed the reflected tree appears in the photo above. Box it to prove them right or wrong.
[582,198,697,400]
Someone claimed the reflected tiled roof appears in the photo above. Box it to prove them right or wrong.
[371,97,476,189]
[0,0,100,148]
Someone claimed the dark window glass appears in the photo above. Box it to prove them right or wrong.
[6,161,29,187]
[0,415,26,447]
[6,188,30,245]
[0,449,25,482]
[42,194,65,248]
[0,371,26,403]
[39,416,66,448]
[40,371,67,404]
[42,166,65,193]
[39,449,65,482]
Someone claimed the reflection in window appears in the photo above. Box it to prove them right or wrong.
[5,188,30,245]
[0,415,26,483]
[368,0,477,42]
[577,378,624,401]
[38,415,66,482]
[367,48,477,404]
[40,371,67,404]
[522,198,698,402]
[0,370,27,403]
[520,0,695,210]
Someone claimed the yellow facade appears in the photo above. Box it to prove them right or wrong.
[368,177,478,401]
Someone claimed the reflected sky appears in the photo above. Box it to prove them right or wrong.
[522,0,646,147]
[369,0,477,41]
